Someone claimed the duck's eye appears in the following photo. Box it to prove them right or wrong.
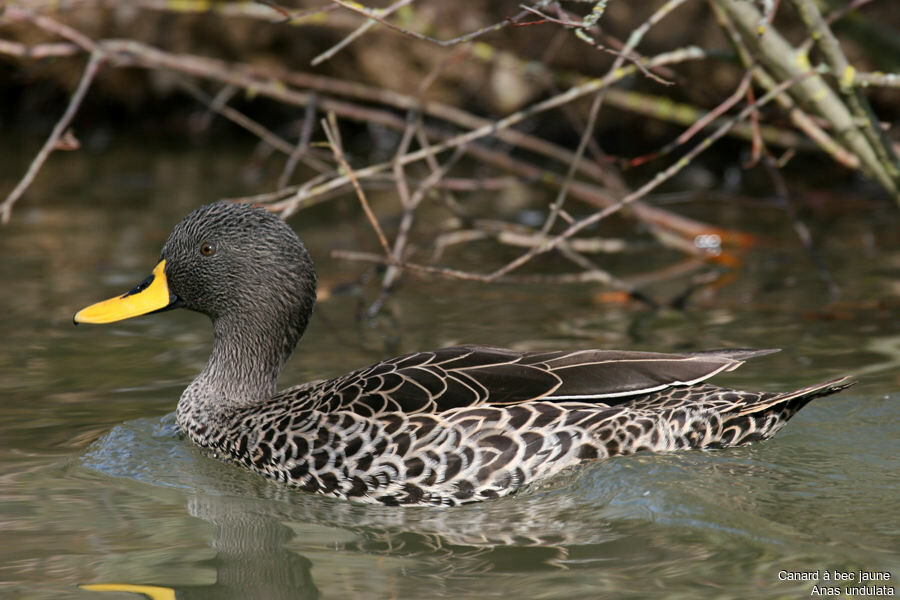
[200,242,216,256]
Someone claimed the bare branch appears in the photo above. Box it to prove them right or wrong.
[1,51,104,223]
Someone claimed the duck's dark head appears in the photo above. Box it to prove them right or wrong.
[75,202,318,346]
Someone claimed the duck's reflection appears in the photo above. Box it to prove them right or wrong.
[184,495,318,600]
[79,424,621,598]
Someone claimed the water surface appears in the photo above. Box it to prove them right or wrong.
[1,148,898,599]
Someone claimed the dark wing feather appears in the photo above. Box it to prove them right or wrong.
[298,345,778,416]
[531,348,778,399]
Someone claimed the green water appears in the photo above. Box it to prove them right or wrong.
[1,148,898,599]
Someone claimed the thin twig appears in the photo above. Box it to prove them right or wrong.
[5,7,98,52]
[630,69,754,167]
[331,249,616,285]
[312,0,413,65]
[177,78,296,154]
[278,94,320,188]
[1,51,104,223]
[540,89,604,236]
[324,0,546,47]
[321,114,394,259]
[0,39,81,58]
[606,0,691,81]
[332,248,708,291]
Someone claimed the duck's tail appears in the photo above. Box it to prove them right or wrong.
[714,376,856,447]
[735,376,855,417]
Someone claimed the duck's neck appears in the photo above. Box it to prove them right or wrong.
[176,312,301,436]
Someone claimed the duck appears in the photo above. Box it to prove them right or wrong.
[74,201,853,506]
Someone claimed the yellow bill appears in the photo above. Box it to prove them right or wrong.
[74,260,175,324]
[79,583,176,600]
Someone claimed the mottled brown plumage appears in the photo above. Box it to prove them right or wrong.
[76,202,854,506]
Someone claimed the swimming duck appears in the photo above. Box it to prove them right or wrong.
[75,202,853,506]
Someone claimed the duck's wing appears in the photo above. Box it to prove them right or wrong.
[287,345,779,416]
